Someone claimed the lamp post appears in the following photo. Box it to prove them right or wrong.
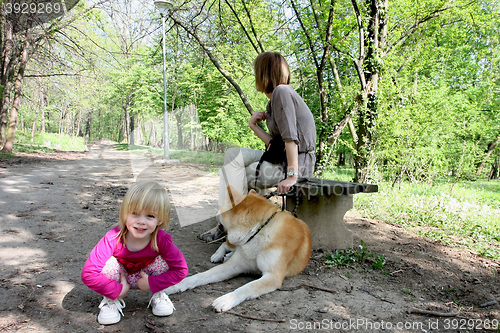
[154,1,173,161]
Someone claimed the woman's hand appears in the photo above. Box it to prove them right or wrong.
[249,111,272,144]
[137,271,150,292]
[118,272,130,299]
[248,111,267,128]
[277,176,297,194]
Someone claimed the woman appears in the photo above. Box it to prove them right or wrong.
[199,51,316,242]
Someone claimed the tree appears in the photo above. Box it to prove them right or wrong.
[0,0,93,152]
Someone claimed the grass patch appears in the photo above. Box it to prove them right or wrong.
[170,149,224,166]
[324,240,386,270]
[13,131,86,151]
[115,144,225,166]
[13,144,59,153]
[320,166,355,182]
[354,180,500,261]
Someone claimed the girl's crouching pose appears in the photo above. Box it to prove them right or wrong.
[81,181,188,325]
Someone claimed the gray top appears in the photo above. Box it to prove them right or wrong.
[266,85,317,178]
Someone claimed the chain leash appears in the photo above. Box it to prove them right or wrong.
[264,185,300,217]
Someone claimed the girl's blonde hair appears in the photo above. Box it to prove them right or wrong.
[117,181,170,252]
[254,51,290,94]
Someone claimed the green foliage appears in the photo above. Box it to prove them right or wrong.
[324,240,386,270]
[354,180,500,260]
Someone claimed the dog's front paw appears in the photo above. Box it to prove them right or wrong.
[210,244,228,263]
[163,283,183,295]
[210,249,225,263]
[212,293,239,312]
[223,251,234,262]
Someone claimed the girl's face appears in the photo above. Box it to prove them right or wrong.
[125,211,159,241]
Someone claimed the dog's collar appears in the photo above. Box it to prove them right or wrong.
[245,210,278,244]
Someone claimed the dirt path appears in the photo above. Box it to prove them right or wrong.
[0,141,499,332]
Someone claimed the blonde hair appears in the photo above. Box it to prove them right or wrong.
[254,52,290,94]
[117,181,170,252]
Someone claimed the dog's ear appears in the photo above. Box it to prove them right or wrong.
[227,184,246,206]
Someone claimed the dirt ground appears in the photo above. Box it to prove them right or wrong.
[1,140,499,333]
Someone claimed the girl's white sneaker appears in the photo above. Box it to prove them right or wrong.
[148,291,175,316]
[97,297,125,325]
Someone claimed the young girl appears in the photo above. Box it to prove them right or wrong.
[81,181,188,325]
[199,51,317,242]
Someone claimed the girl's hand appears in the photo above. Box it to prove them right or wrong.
[137,271,150,292]
[277,176,297,194]
[248,111,266,127]
[118,272,130,299]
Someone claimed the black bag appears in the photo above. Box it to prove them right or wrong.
[261,134,286,164]
[254,134,287,189]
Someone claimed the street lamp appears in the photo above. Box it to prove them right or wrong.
[154,1,173,161]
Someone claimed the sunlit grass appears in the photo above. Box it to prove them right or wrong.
[12,131,86,152]
[115,144,225,166]
[320,166,355,182]
[354,180,500,261]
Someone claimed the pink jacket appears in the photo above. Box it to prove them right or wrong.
[81,226,188,300]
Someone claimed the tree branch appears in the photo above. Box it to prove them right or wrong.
[169,13,254,116]
[241,0,264,53]
[384,6,451,56]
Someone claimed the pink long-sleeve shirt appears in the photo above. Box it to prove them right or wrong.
[81,226,188,300]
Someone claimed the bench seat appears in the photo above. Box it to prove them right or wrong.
[286,178,378,250]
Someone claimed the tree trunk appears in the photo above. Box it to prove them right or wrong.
[0,16,15,146]
[129,113,135,145]
[84,109,93,144]
[149,121,157,147]
[175,109,183,150]
[477,135,500,176]
[1,26,31,153]
[59,102,67,135]
[490,158,499,180]
[30,85,41,142]
[351,0,387,183]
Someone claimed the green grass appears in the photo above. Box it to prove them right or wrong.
[320,166,355,182]
[324,240,386,270]
[12,144,59,153]
[12,131,86,152]
[115,144,225,166]
[354,180,500,261]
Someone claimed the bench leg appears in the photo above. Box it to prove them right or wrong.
[287,194,353,250]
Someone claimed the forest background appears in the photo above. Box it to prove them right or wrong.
[0,0,499,260]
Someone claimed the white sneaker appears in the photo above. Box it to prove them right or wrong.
[148,291,175,316]
[97,297,125,325]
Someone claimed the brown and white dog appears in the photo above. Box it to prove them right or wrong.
[164,185,311,312]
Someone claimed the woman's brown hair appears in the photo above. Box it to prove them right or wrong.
[254,52,290,94]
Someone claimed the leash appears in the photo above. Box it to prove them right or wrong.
[264,185,300,217]
[245,186,300,244]
[245,210,278,244]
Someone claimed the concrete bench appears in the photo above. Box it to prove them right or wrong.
[286,178,378,250]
